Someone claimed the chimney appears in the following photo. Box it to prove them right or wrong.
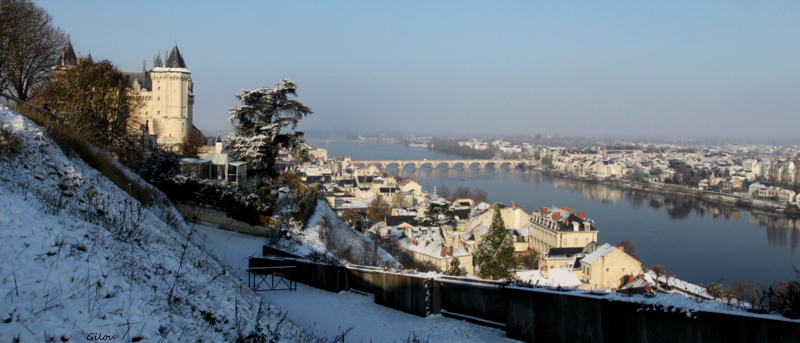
[552,212,561,221]
[143,60,147,72]
[559,206,568,211]
[618,246,624,251]
[441,247,447,257]
[578,212,584,220]
[449,246,453,256]
[570,209,576,214]
[541,207,549,215]
[412,240,418,246]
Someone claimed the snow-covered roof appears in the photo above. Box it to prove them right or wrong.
[398,237,470,259]
[647,271,712,299]
[472,224,489,236]
[580,243,619,265]
[517,268,583,288]
[180,157,210,164]
[152,67,190,73]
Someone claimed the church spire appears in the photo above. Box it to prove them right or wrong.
[165,43,187,69]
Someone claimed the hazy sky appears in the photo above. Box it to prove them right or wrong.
[38,1,800,141]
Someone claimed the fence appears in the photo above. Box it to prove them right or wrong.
[251,248,799,343]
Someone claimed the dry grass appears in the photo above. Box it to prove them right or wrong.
[5,94,158,206]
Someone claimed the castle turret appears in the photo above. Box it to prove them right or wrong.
[144,43,194,145]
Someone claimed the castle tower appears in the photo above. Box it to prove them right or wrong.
[57,40,196,147]
[144,44,194,144]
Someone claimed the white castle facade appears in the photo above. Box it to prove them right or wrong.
[123,44,195,145]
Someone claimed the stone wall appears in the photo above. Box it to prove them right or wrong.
[176,202,273,236]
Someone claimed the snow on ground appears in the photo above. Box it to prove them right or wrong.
[275,199,400,268]
[0,108,313,342]
[196,224,519,343]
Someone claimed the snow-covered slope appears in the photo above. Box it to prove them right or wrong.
[275,200,401,268]
[0,108,314,342]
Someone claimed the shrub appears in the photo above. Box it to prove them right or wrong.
[135,149,181,188]
[706,283,723,300]
[764,268,800,319]
[0,124,22,156]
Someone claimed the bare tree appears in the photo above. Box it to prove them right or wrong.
[452,187,472,200]
[617,239,639,260]
[472,188,489,203]
[180,127,207,157]
[366,195,391,224]
[0,0,66,100]
[436,183,451,200]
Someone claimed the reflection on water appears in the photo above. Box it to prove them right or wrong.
[394,166,799,252]
[316,140,799,286]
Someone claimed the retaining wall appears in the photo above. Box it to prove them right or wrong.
[177,202,273,236]
[249,255,799,343]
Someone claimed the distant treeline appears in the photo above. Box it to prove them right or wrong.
[430,138,497,159]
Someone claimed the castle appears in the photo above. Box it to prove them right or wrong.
[58,40,196,146]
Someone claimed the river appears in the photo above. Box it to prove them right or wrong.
[309,139,800,288]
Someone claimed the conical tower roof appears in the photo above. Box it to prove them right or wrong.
[165,43,187,68]
[154,52,163,68]
[59,39,78,67]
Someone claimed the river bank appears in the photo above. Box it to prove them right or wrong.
[535,165,798,220]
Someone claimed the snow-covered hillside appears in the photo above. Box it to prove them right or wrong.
[0,108,315,342]
[275,200,401,268]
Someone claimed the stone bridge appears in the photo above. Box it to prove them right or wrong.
[348,159,537,170]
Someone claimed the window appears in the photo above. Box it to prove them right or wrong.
[562,238,567,245]
[573,238,578,245]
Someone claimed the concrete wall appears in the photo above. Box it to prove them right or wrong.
[374,273,429,317]
[176,202,273,236]
[249,254,800,343]
[504,287,800,343]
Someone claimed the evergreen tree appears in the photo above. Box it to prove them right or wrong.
[446,257,463,276]
[227,79,313,175]
[475,207,516,280]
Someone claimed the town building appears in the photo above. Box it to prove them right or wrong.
[528,206,598,254]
